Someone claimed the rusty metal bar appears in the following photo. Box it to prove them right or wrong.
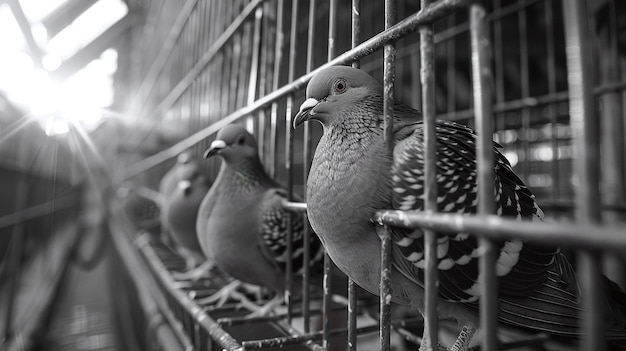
[470,4,498,350]
[268,0,284,178]
[379,0,396,349]
[283,0,299,325]
[119,0,468,180]
[562,0,604,350]
[348,0,361,349]
[420,0,438,348]
[320,0,338,347]
[372,211,626,252]
[301,0,317,334]
[242,324,380,349]
[377,224,393,351]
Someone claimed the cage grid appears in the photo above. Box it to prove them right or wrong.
[113,0,626,350]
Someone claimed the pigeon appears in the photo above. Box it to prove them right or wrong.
[293,66,626,350]
[117,182,161,236]
[195,124,326,315]
[161,157,213,280]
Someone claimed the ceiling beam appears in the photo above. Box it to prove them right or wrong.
[41,0,99,38]
[49,14,136,81]
[7,0,44,66]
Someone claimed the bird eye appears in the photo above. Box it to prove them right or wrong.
[332,78,348,94]
[237,136,246,145]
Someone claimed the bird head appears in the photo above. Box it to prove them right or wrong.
[293,66,382,129]
[204,125,259,162]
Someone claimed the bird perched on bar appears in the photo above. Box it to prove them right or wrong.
[196,124,326,315]
[161,154,213,280]
[294,66,626,350]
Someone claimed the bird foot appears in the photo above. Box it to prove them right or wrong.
[449,326,475,351]
[172,261,214,281]
[239,294,284,318]
[196,280,244,307]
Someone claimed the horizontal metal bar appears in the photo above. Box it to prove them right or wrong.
[117,0,467,180]
[281,200,307,212]
[0,194,78,230]
[372,210,626,252]
[241,324,380,349]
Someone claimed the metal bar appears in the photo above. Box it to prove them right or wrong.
[284,0,299,325]
[321,0,338,347]
[148,0,263,120]
[377,225,393,351]
[562,1,603,350]
[242,324,380,349]
[349,0,361,349]
[518,0,531,179]
[268,0,284,178]
[301,0,317,334]
[420,0,438,348]
[379,1,396,349]
[372,210,626,251]
[599,0,626,288]
[118,0,469,180]
[545,0,560,201]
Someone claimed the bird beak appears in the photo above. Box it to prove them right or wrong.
[293,98,319,129]
[204,139,226,158]
[178,179,192,195]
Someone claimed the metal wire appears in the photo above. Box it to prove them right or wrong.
[420,0,439,348]
[562,1,603,349]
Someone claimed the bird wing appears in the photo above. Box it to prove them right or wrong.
[257,188,325,276]
[389,119,558,303]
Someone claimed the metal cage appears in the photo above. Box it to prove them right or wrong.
[112,0,626,350]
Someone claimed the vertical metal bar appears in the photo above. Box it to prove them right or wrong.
[247,7,263,133]
[258,1,270,165]
[380,2,396,351]
[446,13,456,114]
[420,0,438,349]
[470,3,498,351]
[301,0,317,334]
[599,0,626,288]
[382,0,396,150]
[348,1,361,349]
[377,225,392,351]
[518,1,531,179]
[545,0,560,202]
[284,0,299,325]
[562,1,604,350]
[269,0,284,178]
[322,1,338,348]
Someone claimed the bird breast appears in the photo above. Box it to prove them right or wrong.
[307,132,393,293]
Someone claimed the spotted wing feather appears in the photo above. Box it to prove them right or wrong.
[258,189,325,277]
[390,119,556,303]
